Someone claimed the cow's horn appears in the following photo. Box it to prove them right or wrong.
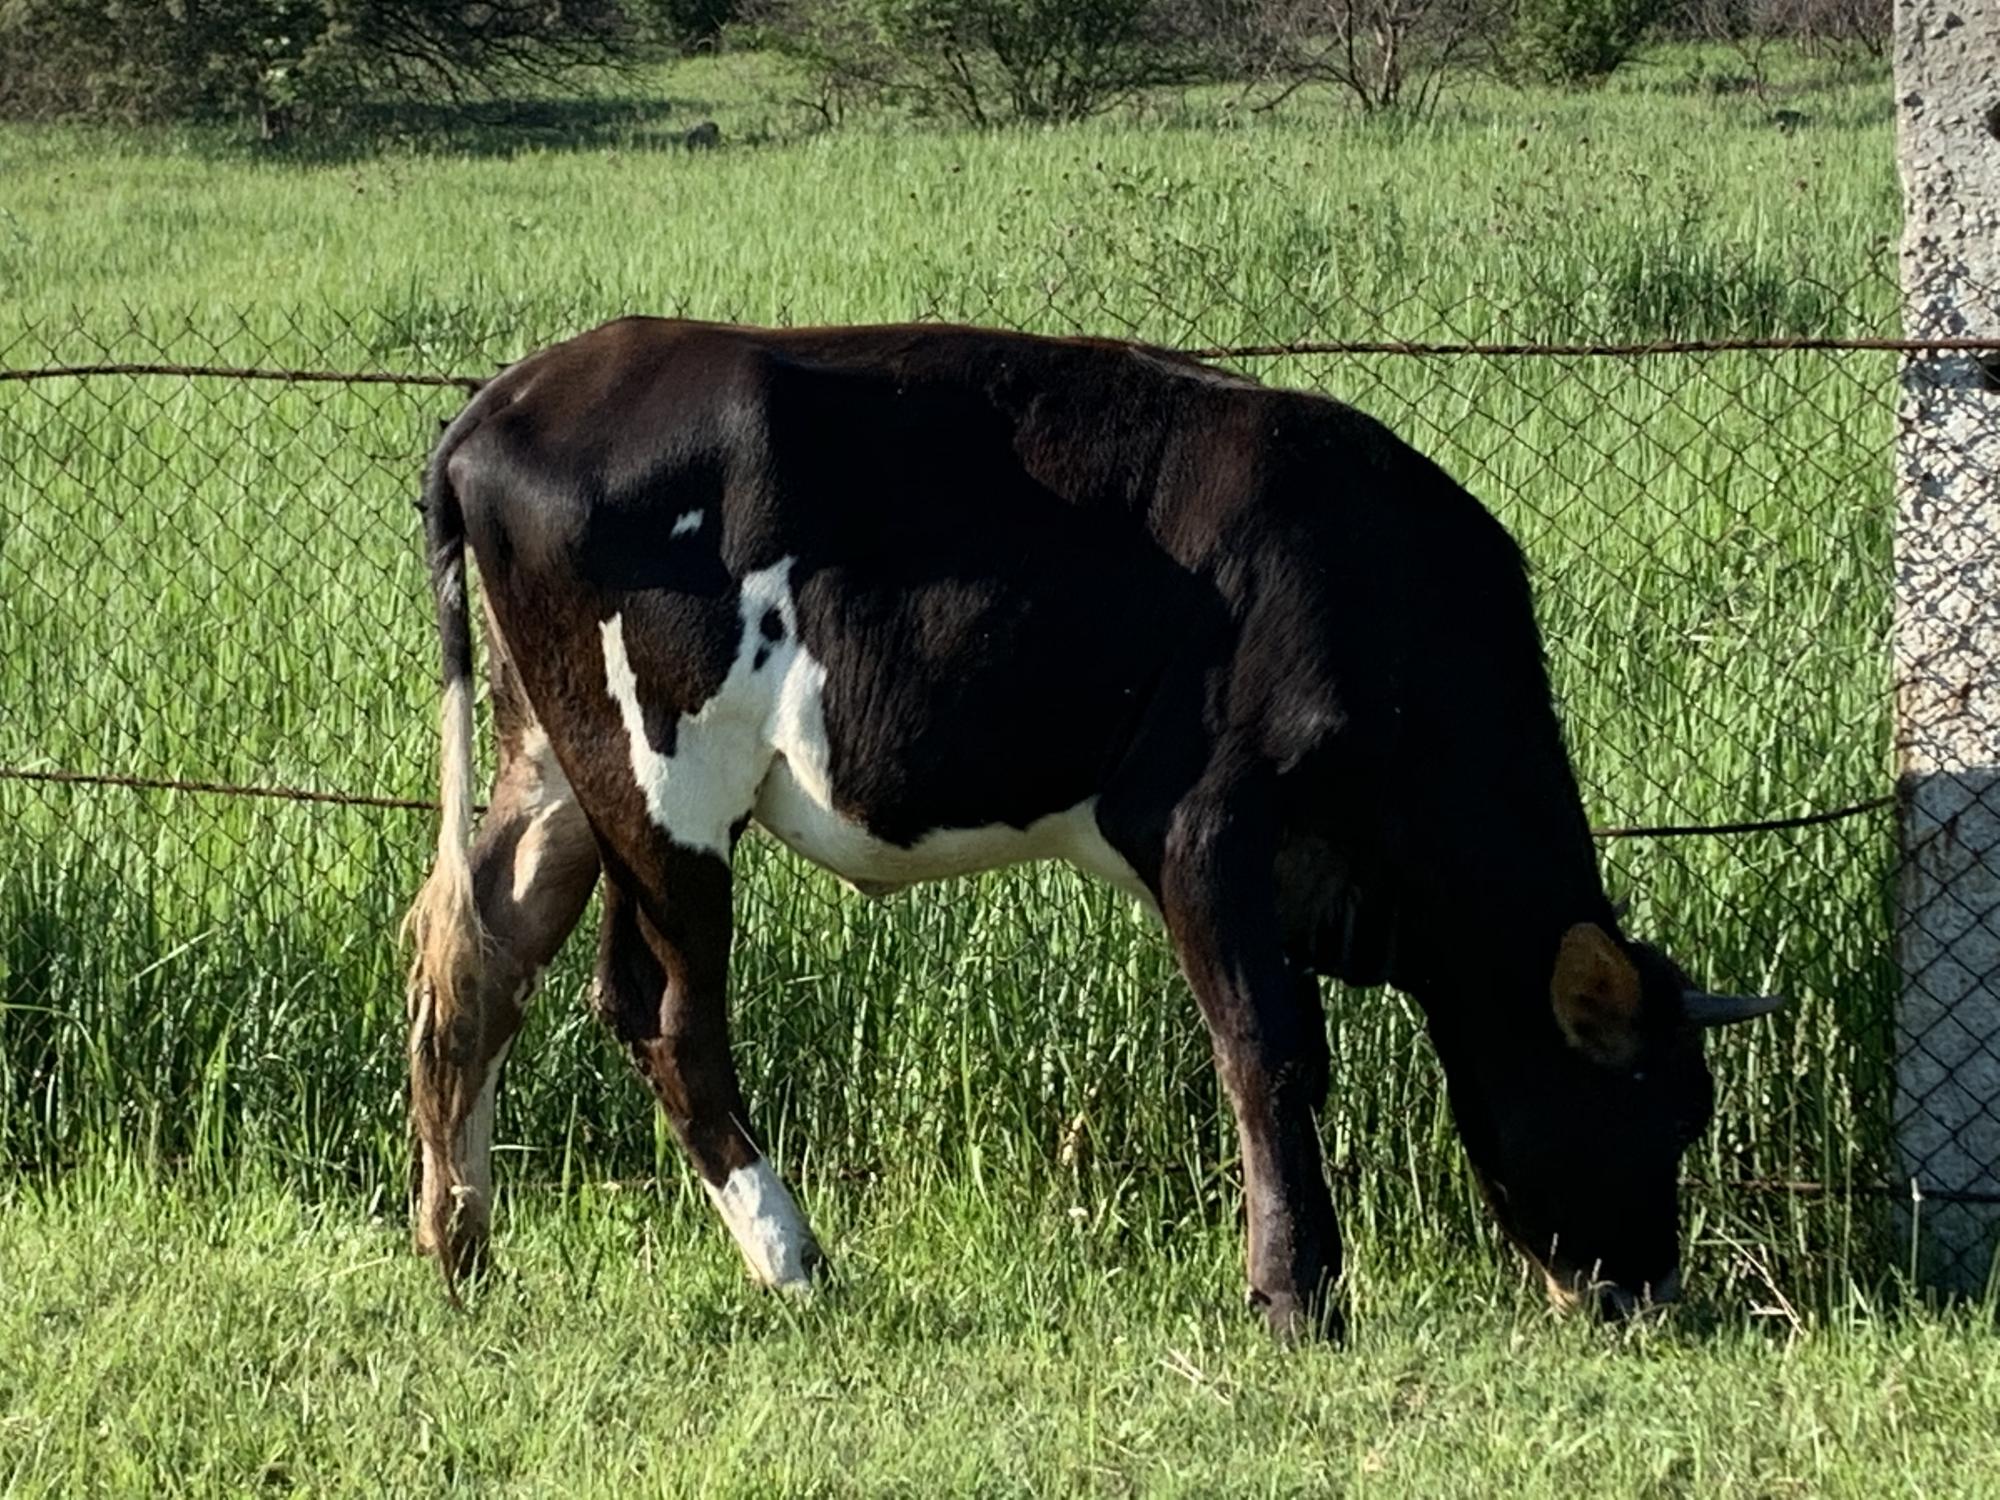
[1682,990,1786,1026]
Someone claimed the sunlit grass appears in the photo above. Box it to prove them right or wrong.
[0,1171,1994,1495]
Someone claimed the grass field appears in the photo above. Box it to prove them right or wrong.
[4,1171,1998,1496]
[2,41,1991,1493]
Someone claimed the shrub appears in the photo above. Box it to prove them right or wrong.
[1240,0,1505,115]
[756,0,1219,127]
[0,0,633,136]
[1509,0,1660,81]
[644,0,741,52]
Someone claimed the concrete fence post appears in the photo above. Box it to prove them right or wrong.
[1893,0,2000,1293]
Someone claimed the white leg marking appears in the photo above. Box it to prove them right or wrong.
[704,1158,817,1292]
[510,802,569,902]
[510,726,574,902]
[454,1036,514,1219]
[671,508,704,538]
[450,965,540,1222]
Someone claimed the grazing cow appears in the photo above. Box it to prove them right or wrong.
[404,317,1781,1337]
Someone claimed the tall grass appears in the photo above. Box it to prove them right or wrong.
[0,48,1908,1300]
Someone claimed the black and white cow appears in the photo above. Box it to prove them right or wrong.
[404,316,1780,1337]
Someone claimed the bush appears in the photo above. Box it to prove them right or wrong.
[0,0,634,136]
[1241,0,1505,115]
[644,0,741,51]
[1509,0,1660,81]
[756,0,1220,127]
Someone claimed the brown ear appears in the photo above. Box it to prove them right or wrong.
[1551,923,1645,1068]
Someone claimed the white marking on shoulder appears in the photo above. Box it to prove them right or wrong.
[671,509,704,538]
[705,1158,818,1292]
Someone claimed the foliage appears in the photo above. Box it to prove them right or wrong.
[754,0,1221,126]
[1240,0,1502,114]
[641,0,741,52]
[1666,0,1888,83]
[0,0,633,136]
[1509,0,1661,80]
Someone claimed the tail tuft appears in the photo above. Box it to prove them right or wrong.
[401,436,490,1299]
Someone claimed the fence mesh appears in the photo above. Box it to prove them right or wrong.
[2,264,1995,1291]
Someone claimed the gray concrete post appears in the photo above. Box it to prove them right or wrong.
[1893,0,2000,1293]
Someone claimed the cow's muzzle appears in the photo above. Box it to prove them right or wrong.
[1546,1266,1680,1320]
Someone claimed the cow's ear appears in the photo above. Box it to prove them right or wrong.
[1550,923,1645,1068]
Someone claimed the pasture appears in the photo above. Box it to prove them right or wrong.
[3,42,1993,1494]
[5,1172,2000,1495]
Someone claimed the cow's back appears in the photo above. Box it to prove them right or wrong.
[436,318,1592,946]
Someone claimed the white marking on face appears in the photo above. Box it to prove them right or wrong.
[705,1157,817,1291]
[671,509,703,538]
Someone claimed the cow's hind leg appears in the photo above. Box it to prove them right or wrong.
[592,842,824,1291]
[1159,771,1342,1341]
[408,695,599,1286]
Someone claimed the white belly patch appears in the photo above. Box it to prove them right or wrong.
[597,556,1154,908]
[754,766,1153,906]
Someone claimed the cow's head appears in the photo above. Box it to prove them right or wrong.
[1430,921,1781,1317]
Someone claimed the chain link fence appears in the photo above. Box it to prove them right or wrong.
[2,265,1994,1292]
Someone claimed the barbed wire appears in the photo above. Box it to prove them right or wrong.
[0,361,482,389]
[0,764,1898,841]
[0,765,445,814]
[2,330,1996,395]
[0,342,1920,850]
[1186,334,2000,360]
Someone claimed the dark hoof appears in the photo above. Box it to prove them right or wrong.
[415,1209,493,1308]
[449,1224,494,1289]
[770,1238,832,1297]
[1248,1286,1345,1344]
[1545,1267,1681,1322]
[802,1239,831,1283]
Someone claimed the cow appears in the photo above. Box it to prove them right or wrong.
[402,316,1782,1339]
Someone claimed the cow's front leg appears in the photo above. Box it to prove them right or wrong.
[1161,782,1342,1341]
[592,851,825,1292]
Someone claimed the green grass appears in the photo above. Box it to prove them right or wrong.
[2,1171,1996,1496]
[0,45,1898,341]
[0,41,1945,1321]
[5,42,1992,1495]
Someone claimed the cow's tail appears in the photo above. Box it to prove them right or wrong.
[401,425,489,1300]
